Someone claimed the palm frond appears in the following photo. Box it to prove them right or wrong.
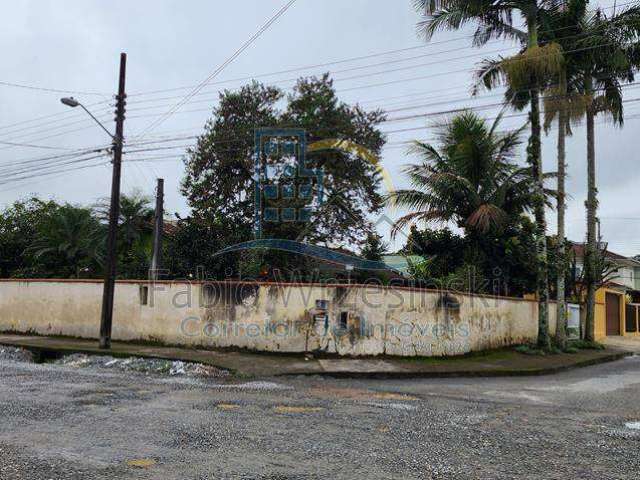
[466,204,507,232]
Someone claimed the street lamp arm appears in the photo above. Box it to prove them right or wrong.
[79,103,115,140]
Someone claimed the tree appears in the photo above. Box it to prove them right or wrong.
[571,5,640,341]
[164,215,248,280]
[387,112,548,295]
[181,75,386,278]
[183,82,281,232]
[386,112,545,235]
[27,204,105,278]
[0,198,60,278]
[539,0,591,348]
[96,191,155,279]
[281,75,386,245]
[403,225,466,279]
[415,0,562,348]
[361,232,387,262]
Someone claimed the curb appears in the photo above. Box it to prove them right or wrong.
[0,338,631,380]
[281,351,633,379]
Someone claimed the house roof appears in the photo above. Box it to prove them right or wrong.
[382,255,425,274]
[570,242,640,267]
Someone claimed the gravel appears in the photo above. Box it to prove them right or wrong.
[0,346,34,363]
[1,350,640,478]
[55,353,229,378]
[0,346,229,379]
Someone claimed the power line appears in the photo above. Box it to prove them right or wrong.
[1,0,631,149]
[0,152,111,179]
[134,1,629,137]
[6,105,640,188]
[0,98,111,134]
[383,107,640,136]
[123,0,633,100]
[0,139,73,150]
[0,105,113,140]
[124,42,517,109]
[0,154,110,186]
[0,146,112,174]
[135,0,298,138]
[113,83,640,156]
[1,33,632,150]
[126,34,485,98]
[0,80,109,97]
[117,107,640,166]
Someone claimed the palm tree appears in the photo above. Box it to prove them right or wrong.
[569,5,640,341]
[414,0,563,348]
[540,0,590,348]
[27,205,105,278]
[96,191,154,251]
[387,112,548,238]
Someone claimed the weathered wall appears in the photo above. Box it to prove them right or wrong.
[0,280,556,357]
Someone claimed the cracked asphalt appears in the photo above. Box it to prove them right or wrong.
[1,352,639,479]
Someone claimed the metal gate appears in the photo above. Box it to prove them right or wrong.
[606,293,621,336]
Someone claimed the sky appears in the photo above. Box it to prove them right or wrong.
[1,0,638,256]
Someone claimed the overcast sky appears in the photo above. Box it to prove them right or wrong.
[1,0,638,256]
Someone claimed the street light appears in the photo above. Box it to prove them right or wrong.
[59,52,127,350]
[60,97,115,140]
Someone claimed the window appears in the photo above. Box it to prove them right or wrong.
[139,285,149,306]
[339,311,349,329]
[315,299,329,311]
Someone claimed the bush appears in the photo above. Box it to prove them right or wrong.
[569,340,606,350]
[514,344,546,356]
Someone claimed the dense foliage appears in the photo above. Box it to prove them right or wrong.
[179,74,386,278]
[0,194,154,279]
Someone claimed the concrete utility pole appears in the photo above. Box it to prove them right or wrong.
[150,178,164,281]
[99,52,127,350]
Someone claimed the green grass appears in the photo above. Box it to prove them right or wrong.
[568,339,606,350]
[400,348,516,365]
[514,344,547,356]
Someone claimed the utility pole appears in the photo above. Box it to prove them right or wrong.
[99,52,127,350]
[150,178,164,281]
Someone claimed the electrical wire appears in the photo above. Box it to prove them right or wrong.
[0,0,633,151]
[0,153,111,186]
[109,83,640,157]
[0,139,73,150]
[123,0,636,100]
[135,0,298,138]
[1,30,634,150]
[0,80,109,97]
[6,103,640,189]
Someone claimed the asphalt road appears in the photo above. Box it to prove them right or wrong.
[1,352,639,479]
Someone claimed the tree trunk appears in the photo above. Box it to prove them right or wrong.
[526,18,550,349]
[585,79,597,342]
[529,89,551,349]
[555,75,568,349]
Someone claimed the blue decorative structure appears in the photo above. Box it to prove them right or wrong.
[253,128,324,239]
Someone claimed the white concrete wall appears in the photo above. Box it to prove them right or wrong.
[611,267,635,289]
[0,280,556,357]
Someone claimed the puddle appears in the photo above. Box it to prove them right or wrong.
[274,405,324,414]
[366,402,417,411]
[372,392,419,402]
[482,390,551,405]
[127,458,156,469]
[216,381,293,391]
